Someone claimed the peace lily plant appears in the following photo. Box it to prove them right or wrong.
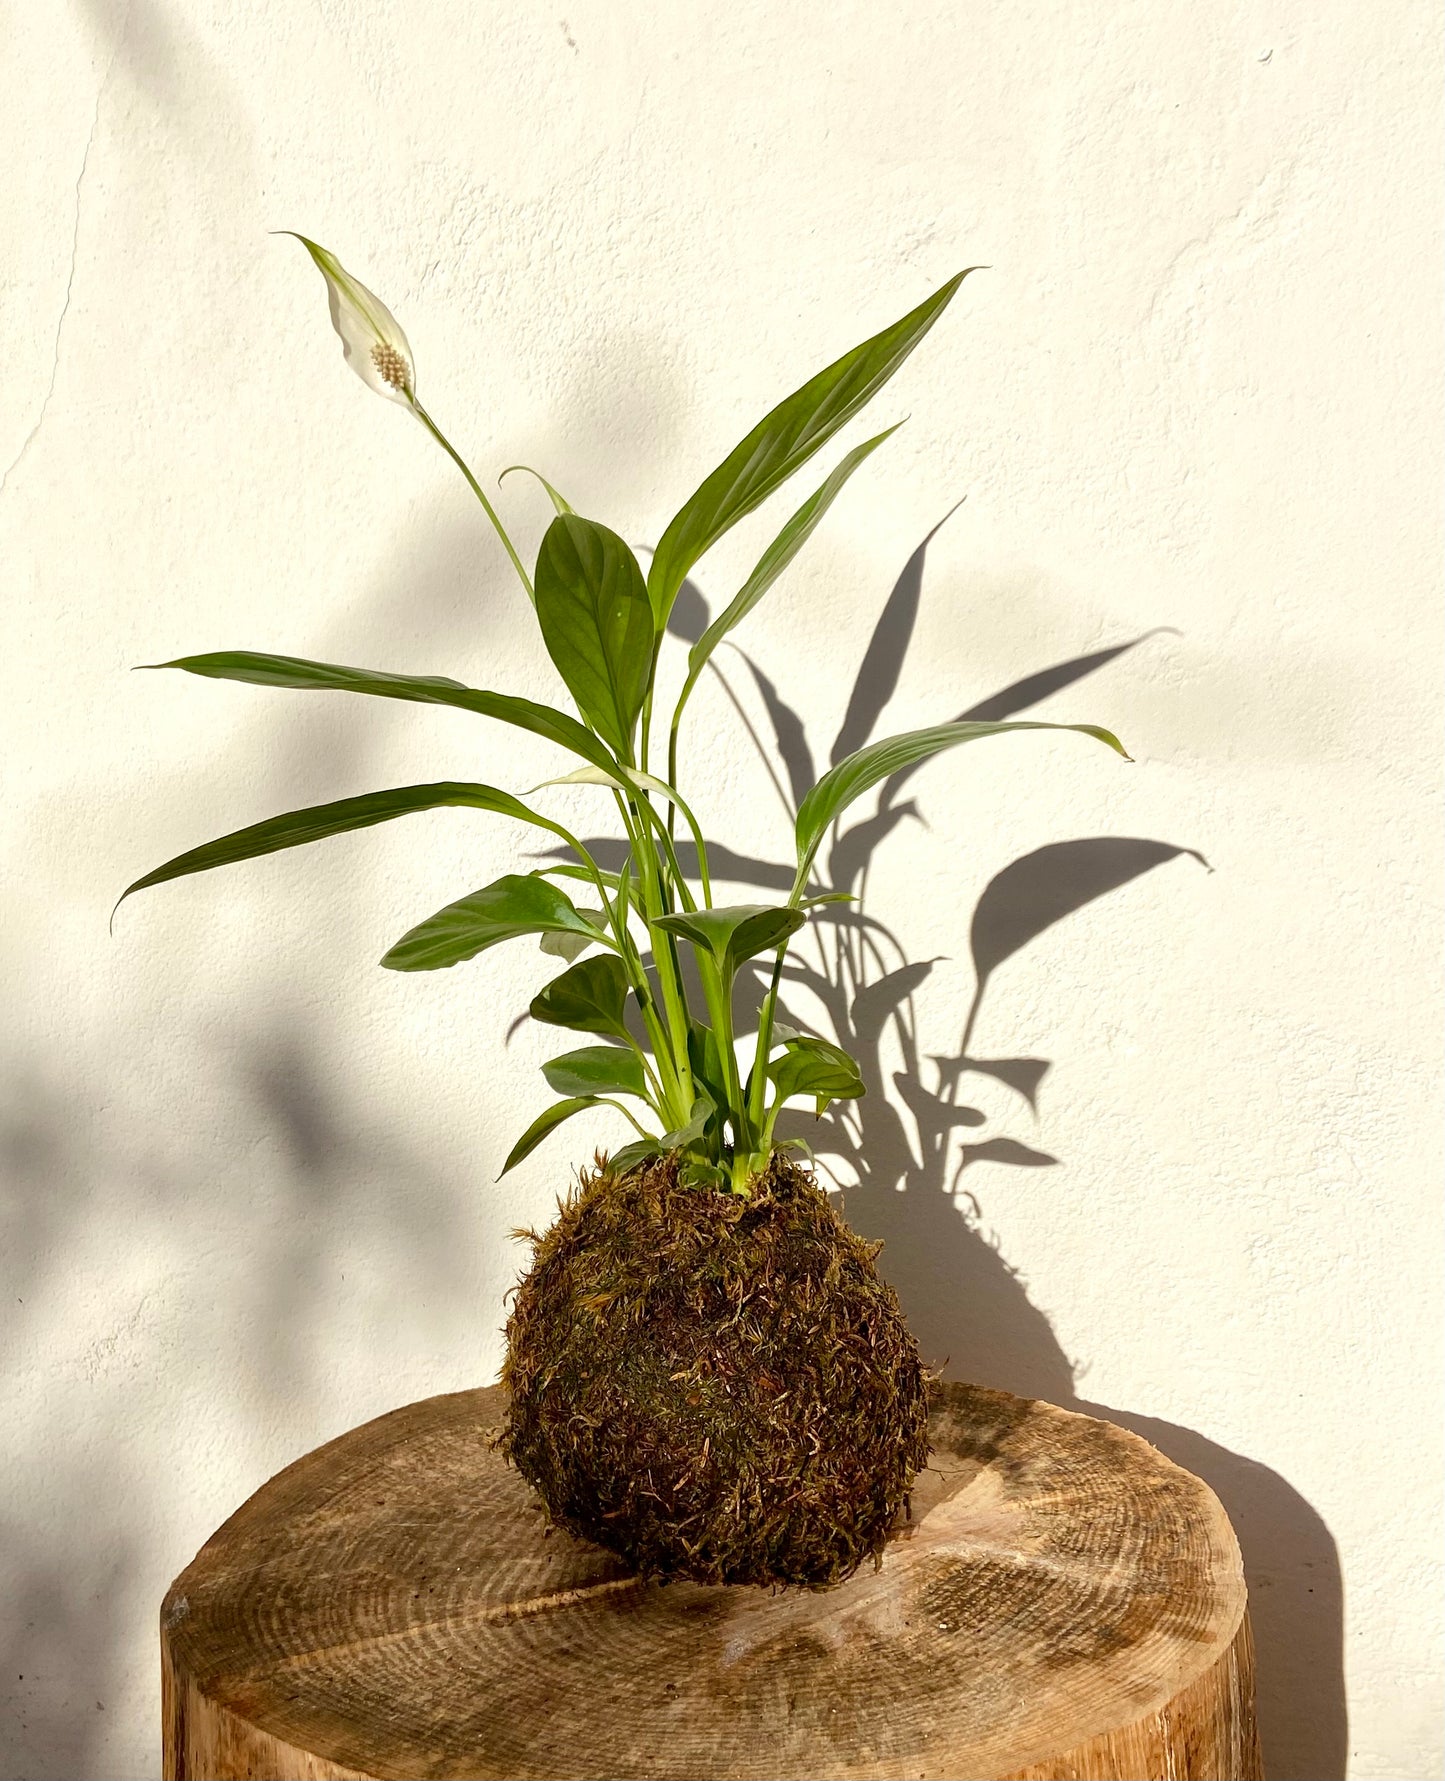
[120,238,1127,1199]
[123,239,1132,1586]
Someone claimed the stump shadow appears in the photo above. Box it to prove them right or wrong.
[561,518,1346,1780]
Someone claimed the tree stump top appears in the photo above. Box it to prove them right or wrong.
[162,1383,1257,1781]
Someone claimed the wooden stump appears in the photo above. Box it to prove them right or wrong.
[161,1383,1262,1780]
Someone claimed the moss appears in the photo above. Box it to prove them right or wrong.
[499,1151,930,1589]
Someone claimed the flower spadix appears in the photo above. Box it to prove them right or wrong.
[284,234,416,405]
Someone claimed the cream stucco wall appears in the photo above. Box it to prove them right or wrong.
[2,3,1441,1777]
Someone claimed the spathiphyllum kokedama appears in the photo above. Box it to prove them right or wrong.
[121,238,1129,1587]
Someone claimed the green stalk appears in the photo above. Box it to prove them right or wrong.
[648,924,696,1119]
[746,943,788,1132]
[665,724,680,842]
[411,401,534,601]
[543,820,624,951]
[563,817,680,1114]
[597,1096,658,1139]
[614,791,694,1122]
[645,767,714,908]
[630,965,684,1114]
[614,1040,666,1119]
[640,684,655,778]
[608,877,666,1052]
[630,792,700,914]
[665,690,687,845]
[695,953,749,1171]
[632,645,710,1119]
[787,851,819,908]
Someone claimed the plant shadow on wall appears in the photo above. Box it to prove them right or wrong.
[549,521,1345,1781]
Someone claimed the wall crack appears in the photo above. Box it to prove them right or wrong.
[0,61,111,499]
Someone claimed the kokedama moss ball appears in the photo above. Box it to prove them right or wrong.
[499,1151,930,1589]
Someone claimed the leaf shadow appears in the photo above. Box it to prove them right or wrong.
[829,499,966,768]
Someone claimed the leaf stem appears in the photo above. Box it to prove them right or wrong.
[629,791,700,914]
[597,1095,657,1140]
[619,1031,667,1112]
[612,791,694,1121]
[634,772,714,909]
[747,943,787,1131]
[695,952,749,1170]
[412,400,534,601]
[559,819,677,1107]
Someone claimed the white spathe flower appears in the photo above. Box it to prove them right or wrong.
[283,233,416,406]
[530,766,676,799]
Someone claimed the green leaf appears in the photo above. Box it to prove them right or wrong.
[769,1035,865,1116]
[501,1096,601,1175]
[607,1137,663,1175]
[675,426,900,717]
[529,954,633,1039]
[116,782,571,914]
[541,1045,648,1100]
[647,269,980,627]
[687,1022,729,1106]
[533,862,621,890]
[499,464,574,514]
[534,516,654,757]
[679,1157,728,1190]
[538,907,606,961]
[795,721,1131,874]
[653,903,805,972]
[381,874,605,973]
[661,1089,716,1150]
[145,651,617,771]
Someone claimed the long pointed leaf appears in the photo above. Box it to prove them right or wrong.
[795,721,1130,875]
[647,268,979,626]
[673,426,900,721]
[534,517,653,757]
[117,782,570,912]
[145,652,617,770]
[382,874,605,972]
[500,1096,600,1175]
